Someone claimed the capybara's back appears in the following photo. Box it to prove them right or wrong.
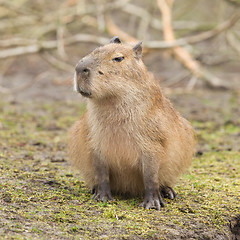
[68,36,196,210]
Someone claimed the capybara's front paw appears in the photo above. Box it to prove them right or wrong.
[139,190,165,210]
[91,184,113,202]
[160,186,177,199]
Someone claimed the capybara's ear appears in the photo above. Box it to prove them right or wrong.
[133,41,143,59]
[110,36,121,44]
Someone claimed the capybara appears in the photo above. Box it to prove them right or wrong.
[68,36,195,210]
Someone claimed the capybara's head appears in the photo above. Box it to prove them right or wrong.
[74,36,146,100]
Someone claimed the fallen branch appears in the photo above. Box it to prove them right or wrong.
[157,0,227,88]
[184,11,240,44]
[0,45,40,59]
[0,38,37,48]
[0,34,109,59]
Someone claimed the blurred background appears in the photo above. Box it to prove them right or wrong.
[0,2,240,238]
[0,0,240,101]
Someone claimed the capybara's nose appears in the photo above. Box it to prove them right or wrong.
[81,67,90,77]
[75,65,91,78]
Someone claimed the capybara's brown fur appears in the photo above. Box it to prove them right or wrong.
[68,37,196,210]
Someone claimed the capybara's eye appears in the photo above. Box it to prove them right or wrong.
[113,56,124,62]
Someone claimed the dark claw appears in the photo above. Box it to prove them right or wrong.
[91,185,96,195]
[160,186,177,199]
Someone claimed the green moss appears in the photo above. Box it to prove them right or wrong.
[0,100,239,239]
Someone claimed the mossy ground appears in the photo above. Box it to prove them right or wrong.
[0,91,239,239]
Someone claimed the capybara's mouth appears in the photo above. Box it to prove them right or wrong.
[79,90,92,98]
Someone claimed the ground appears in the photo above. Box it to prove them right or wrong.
[1,0,240,237]
[0,81,239,239]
